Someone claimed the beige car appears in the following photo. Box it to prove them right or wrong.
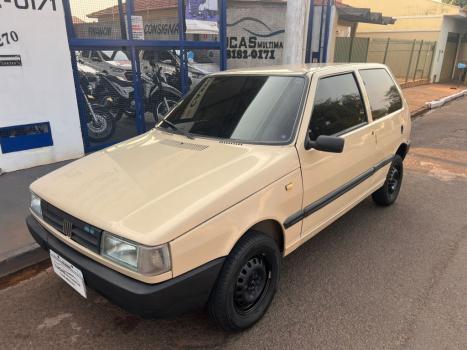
[27,63,411,331]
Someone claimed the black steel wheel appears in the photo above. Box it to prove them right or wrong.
[208,232,280,331]
[372,155,403,206]
[233,255,271,315]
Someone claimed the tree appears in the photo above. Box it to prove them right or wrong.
[442,0,467,8]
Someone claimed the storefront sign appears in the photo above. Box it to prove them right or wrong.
[0,31,19,47]
[0,0,56,11]
[0,0,83,171]
[144,23,179,36]
[131,15,144,40]
[185,0,219,35]
[226,13,285,68]
[0,54,22,66]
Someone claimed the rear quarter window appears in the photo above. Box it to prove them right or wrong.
[359,69,403,120]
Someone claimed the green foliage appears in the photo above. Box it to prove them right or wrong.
[442,0,467,8]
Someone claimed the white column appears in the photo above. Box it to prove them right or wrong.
[283,0,310,64]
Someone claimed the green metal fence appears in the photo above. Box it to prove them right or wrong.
[334,37,436,83]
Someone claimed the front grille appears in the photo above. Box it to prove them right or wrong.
[41,200,103,253]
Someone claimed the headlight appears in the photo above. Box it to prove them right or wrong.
[30,192,42,218]
[101,232,171,275]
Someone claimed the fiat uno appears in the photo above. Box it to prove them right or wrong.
[27,63,411,331]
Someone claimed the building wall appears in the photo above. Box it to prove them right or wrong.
[431,16,467,82]
[355,30,440,41]
[0,1,84,172]
[343,0,459,39]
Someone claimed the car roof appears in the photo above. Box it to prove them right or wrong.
[212,63,388,76]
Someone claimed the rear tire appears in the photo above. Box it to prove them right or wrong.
[208,232,281,332]
[372,155,403,206]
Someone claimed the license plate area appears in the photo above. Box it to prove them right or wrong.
[50,250,87,298]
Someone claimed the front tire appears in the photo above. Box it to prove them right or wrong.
[208,232,281,332]
[153,93,179,123]
[87,106,116,143]
[372,155,403,206]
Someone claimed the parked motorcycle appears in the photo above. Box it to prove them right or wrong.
[78,68,116,143]
[94,65,182,124]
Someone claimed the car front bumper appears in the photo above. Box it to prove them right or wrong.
[26,215,224,318]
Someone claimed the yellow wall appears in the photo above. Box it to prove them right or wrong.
[343,0,459,38]
[355,30,440,41]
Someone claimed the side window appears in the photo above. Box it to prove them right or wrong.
[359,69,403,120]
[309,73,366,140]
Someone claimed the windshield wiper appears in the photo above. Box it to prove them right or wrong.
[159,119,194,140]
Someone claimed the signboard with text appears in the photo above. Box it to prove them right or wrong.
[185,0,219,35]
[226,3,285,68]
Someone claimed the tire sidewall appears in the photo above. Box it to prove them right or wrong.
[211,233,281,331]
[385,155,403,203]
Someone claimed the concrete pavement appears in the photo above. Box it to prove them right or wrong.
[0,161,70,277]
[403,83,465,114]
[0,97,465,349]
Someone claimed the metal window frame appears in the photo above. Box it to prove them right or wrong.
[62,0,227,153]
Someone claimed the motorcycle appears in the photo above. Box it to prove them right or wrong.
[94,65,182,124]
[78,67,116,143]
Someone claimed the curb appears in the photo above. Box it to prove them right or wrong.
[0,246,48,280]
[425,89,467,109]
[410,106,430,118]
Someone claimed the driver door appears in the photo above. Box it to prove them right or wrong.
[297,70,378,240]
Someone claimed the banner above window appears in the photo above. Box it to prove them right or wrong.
[185,0,219,35]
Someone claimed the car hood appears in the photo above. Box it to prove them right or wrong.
[31,130,299,245]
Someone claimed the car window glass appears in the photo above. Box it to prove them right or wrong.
[161,75,306,144]
[309,73,366,140]
[359,69,403,120]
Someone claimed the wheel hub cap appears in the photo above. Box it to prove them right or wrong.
[388,168,400,194]
[234,256,269,313]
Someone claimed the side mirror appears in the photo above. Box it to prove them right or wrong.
[305,134,345,153]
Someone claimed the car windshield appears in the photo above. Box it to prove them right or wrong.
[158,75,306,144]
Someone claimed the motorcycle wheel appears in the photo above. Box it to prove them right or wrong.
[87,106,116,143]
[153,93,179,123]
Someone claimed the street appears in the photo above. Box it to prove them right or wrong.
[0,98,466,349]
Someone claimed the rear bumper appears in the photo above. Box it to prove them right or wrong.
[26,215,224,318]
